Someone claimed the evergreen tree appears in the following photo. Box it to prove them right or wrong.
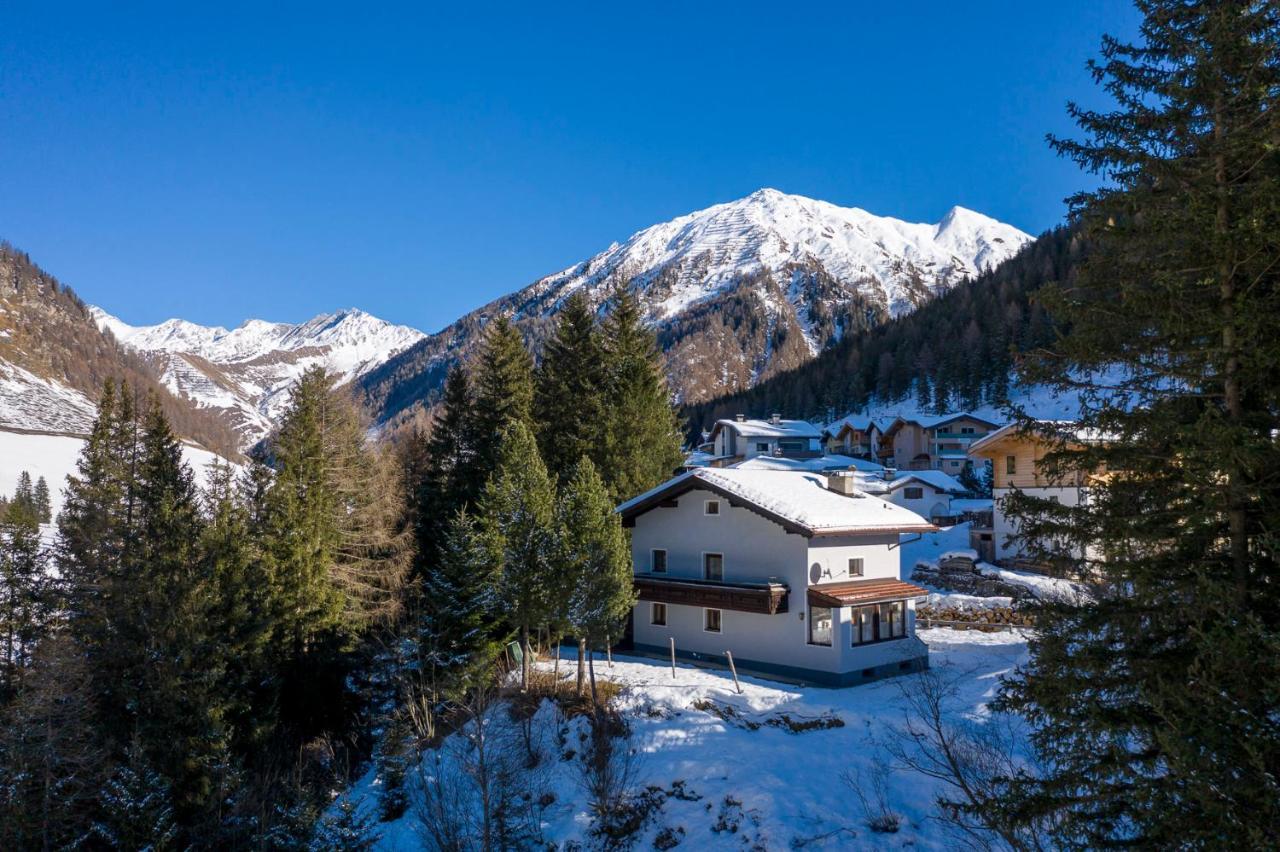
[0,493,50,698]
[599,288,684,502]
[259,367,410,741]
[557,458,636,709]
[470,315,535,476]
[417,510,504,696]
[412,366,483,578]
[88,739,180,851]
[32,476,51,524]
[477,421,558,690]
[991,4,1280,846]
[534,292,607,481]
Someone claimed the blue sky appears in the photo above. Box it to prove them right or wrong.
[0,2,1139,333]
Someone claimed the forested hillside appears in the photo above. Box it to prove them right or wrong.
[683,226,1083,431]
[0,243,242,457]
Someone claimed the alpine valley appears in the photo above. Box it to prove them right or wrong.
[0,188,1031,452]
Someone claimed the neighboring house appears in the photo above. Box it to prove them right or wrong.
[877,413,1001,472]
[709,415,824,462]
[882,470,967,522]
[617,468,934,686]
[823,416,881,459]
[968,422,1099,563]
[730,454,884,475]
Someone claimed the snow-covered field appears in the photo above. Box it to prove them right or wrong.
[0,429,231,517]
[349,628,1029,850]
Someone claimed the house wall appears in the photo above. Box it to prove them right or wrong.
[884,484,951,520]
[891,425,931,469]
[629,488,927,682]
[992,485,1087,562]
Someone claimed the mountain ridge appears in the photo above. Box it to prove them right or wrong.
[359,188,1032,429]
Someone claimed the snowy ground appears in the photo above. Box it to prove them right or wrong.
[346,627,1029,850]
[0,429,232,517]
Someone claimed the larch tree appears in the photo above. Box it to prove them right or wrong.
[477,420,559,691]
[599,287,684,503]
[991,3,1280,847]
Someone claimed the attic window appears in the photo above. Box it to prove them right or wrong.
[904,487,924,500]
[1006,455,1017,475]
[704,499,721,516]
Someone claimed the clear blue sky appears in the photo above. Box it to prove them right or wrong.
[0,2,1139,333]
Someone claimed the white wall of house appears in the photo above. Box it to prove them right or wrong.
[992,485,1086,562]
[629,485,926,679]
[885,484,952,521]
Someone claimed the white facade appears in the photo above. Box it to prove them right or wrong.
[991,485,1088,562]
[623,472,931,686]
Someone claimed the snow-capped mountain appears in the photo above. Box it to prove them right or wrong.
[93,307,425,447]
[360,188,1032,426]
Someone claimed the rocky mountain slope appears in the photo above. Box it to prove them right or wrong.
[92,307,425,448]
[0,242,242,457]
[360,188,1032,428]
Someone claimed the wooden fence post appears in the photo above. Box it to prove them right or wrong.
[725,651,743,695]
[669,637,676,678]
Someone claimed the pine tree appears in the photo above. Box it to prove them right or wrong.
[534,292,607,482]
[32,476,51,524]
[599,288,684,503]
[991,4,1280,846]
[470,315,535,476]
[557,458,635,710]
[477,421,558,690]
[89,739,180,851]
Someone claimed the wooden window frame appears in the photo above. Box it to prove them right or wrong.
[851,600,908,646]
[703,608,722,634]
[1006,455,1017,475]
[703,552,724,582]
[650,602,667,626]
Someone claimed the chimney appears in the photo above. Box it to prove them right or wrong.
[826,471,861,497]
[735,413,745,423]
[770,413,781,425]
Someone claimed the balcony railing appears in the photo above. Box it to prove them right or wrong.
[634,574,789,615]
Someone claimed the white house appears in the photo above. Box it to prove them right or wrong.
[968,422,1100,563]
[709,415,824,462]
[617,468,934,686]
[881,470,967,523]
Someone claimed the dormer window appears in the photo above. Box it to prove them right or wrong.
[705,499,721,516]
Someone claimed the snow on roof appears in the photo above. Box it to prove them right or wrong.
[713,418,823,439]
[968,420,1113,456]
[682,450,733,468]
[730,453,884,474]
[888,470,967,494]
[617,468,935,536]
[823,414,879,435]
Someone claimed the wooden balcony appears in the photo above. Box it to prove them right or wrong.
[634,574,789,615]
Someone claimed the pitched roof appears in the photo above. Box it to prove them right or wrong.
[807,578,930,608]
[711,418,823,440]
[730,454,884,473]
[887,470,966,494]
[968,420,1111,457]
[616,468,937,537]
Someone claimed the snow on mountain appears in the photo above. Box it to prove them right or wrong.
[360,188,1033,425]
[92,307,425,448]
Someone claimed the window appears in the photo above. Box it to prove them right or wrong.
[703,553,723,582]
[779,439,806,454]
[852,601,906,644]
[848,557,864,577]
[704,499,721,516]
[961,426,974,435]
[903,486,924,500]
[650,603,667,626]
[704,608,722,633]
[808,606,833,646]
[651,549,667,573]
[755,442,770,453]
[1006,455,1017,475]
